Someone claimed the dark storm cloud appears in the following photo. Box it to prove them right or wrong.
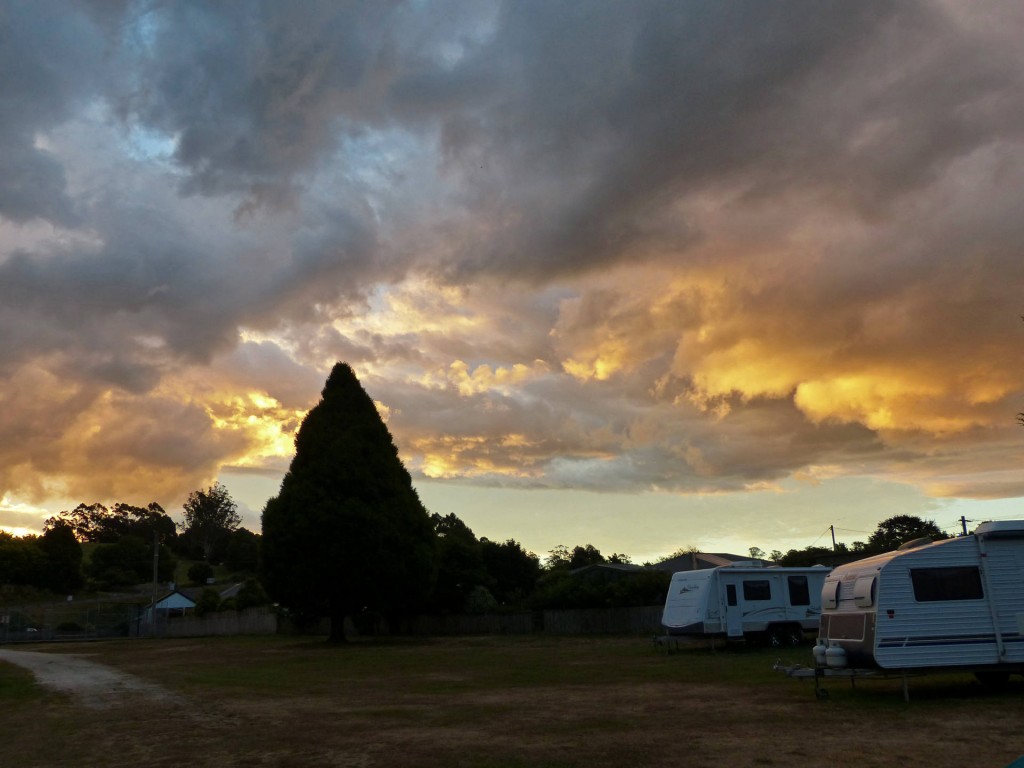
[417,0,1023,278]
[0,1,105,225]
[107,0,1014,278]
[0,188,378,393]
[114,1,405,207]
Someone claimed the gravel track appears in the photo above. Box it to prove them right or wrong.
[0,648,180,709]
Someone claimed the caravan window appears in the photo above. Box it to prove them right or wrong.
[853,576,877,608]
[822,579,840,609]
[910,566,983,602]
[743,580,771,601]
[787,575,810,606]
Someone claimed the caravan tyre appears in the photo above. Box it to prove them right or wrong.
[767,625,803,648]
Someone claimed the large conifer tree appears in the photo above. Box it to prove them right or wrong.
[260,362,437,641]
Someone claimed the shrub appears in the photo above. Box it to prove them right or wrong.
[188,561,215,586]
[234,578,270,611]
[194,587,222,616]
[464,585,499,614]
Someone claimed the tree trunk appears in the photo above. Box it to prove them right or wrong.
[328,601,348,643]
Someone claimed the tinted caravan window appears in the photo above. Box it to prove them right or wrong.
[743,580,771,601]
[910,566,983,602]
[787,575,810,606]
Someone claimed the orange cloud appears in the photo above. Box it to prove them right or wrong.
[423,359,551,396]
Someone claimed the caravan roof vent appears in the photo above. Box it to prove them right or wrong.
[897,536,932,551]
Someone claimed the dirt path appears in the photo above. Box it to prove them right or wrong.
[0,648,181,709]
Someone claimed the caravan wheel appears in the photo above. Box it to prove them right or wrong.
[785,626,806,646]
[974,671,1010,688]
[767,625,804,648]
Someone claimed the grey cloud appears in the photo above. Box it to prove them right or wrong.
[0,183,380,389]
[0,146,77,226]
[0,213,235,382]
[423,1,1023,279]
[116,1,404,207]
[216,341,325,410]
[0,1,109,225]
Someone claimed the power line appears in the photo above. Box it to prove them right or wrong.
[808,526,832,549]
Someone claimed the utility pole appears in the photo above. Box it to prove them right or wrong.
[150,529,159,638]
[960,516,969,537]
[830,525,837,552]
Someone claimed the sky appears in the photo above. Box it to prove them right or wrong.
[2,0,1023,564]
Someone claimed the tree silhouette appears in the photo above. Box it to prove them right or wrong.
[180,484,241,562]
[38,522,83,593]
[260,362,437,641]
[867,514,947,553]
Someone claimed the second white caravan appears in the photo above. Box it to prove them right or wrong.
[661,564,830,645]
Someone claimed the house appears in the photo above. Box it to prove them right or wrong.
[140,588,197,624]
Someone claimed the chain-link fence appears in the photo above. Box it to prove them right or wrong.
[0,599,140,643]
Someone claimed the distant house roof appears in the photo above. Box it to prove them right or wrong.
[568,563,646,577]
[649,552,773,574]
[148,590,196,611]
[171,582,244,602]
[216,582,245,600]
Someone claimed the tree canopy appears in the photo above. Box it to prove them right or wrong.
[179,483,242,562]
[866,514,948,553]
[45,502,175,544]
[260,362,438,641]
[38,523,84,593]
[427,514,541,612]
[778,514,950,565]
[431,512,488,613]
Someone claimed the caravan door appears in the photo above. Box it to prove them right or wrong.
[724,582,744,638]
[979,535,1024,664]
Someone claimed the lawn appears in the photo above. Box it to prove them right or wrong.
[1,634,1022,767]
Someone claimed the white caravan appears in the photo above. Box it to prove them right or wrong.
[815,520,1024,679]
[661,564,831,645]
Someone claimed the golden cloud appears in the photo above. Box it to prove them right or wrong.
[408,434,545,480]
[421,359,550,396]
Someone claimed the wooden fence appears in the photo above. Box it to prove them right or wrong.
[136,606,278,638]
[409,606,663,637]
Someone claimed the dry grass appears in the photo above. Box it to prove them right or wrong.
[2,634,1023,767]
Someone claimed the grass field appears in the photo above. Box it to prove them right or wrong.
[2,634,1023,767]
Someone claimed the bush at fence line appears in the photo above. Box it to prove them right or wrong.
[234,578,270,610]
[194,588,222,617]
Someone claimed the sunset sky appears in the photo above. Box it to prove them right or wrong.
[2,1,1023,563]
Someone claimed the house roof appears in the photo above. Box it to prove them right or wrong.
[648,552,773,573]
[216,582,245,600]
[568,563,647,577]
[149,589,197,610]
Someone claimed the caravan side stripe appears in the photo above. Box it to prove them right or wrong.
[878,633,1024,649]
